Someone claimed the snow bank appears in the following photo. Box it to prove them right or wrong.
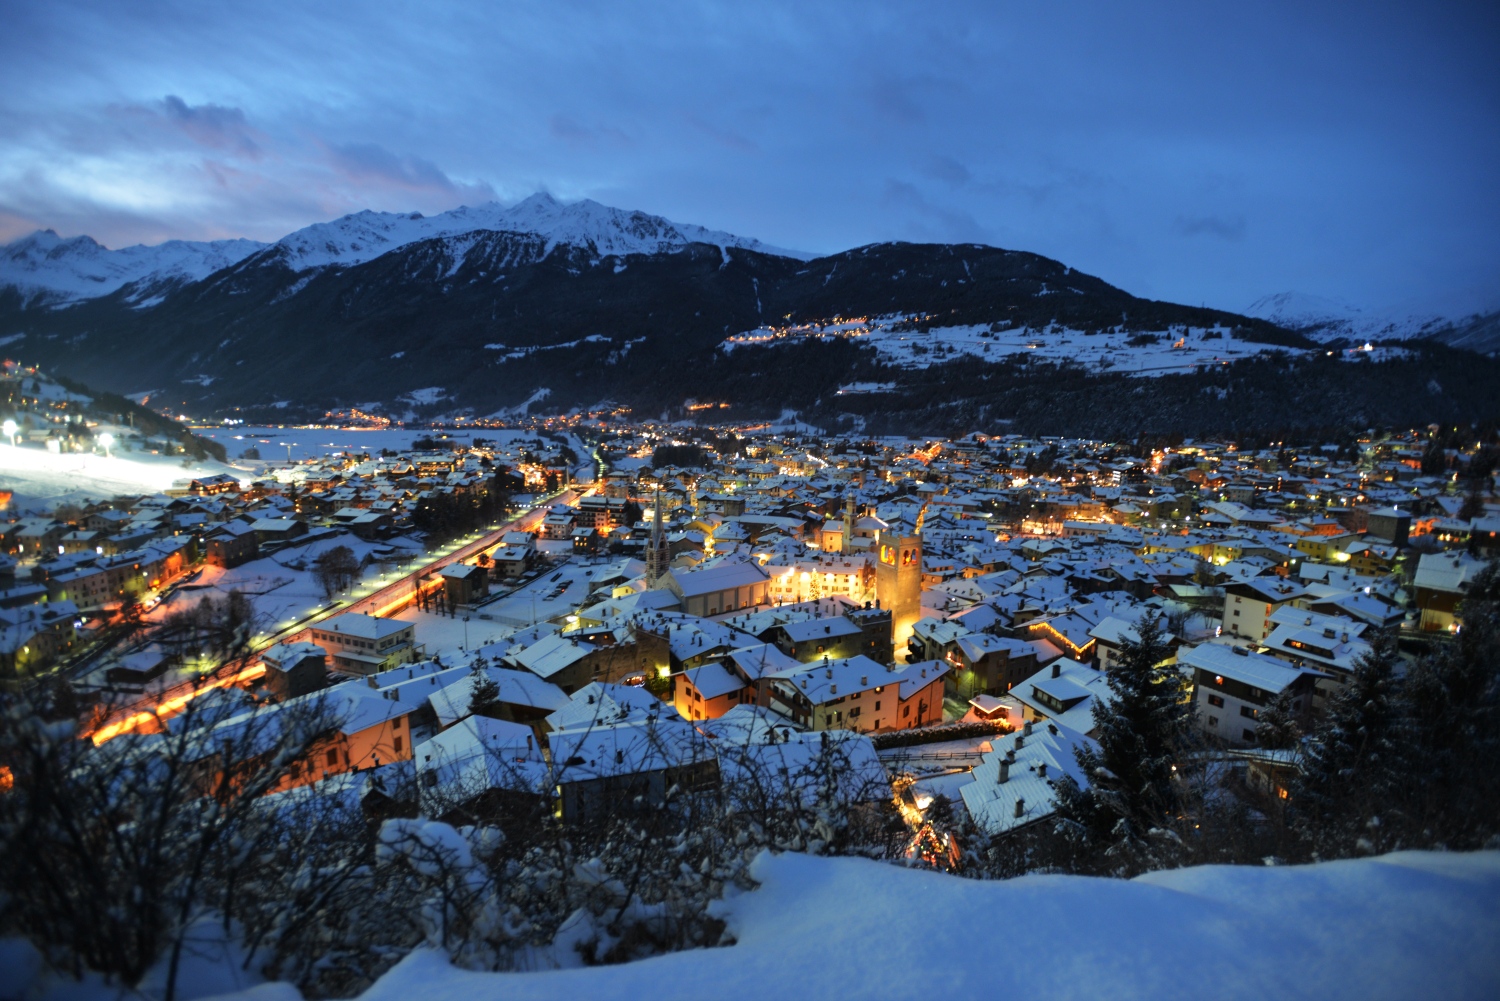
[7,851,1497,1001]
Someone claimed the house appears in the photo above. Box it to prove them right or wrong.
[674,661,750,720]
[426,666,571,728]
[1412,551,1486,632]
[1221,578,1312,642]
[1088,616,1180,671]
[765,655,949,733]
[440,562,488,606]
[545,681,666,733]
[1010,658,1114,736]
[1179,642,1326,747]
[959,719,1097,836]
[549,716,719,823]
[1258,608,1373,711]
[260,641,328,699]
[205,523,259,567]
[308,613,418,675]
[943,633,1038,699]
[772,615,865,662]
[414,716,549,822]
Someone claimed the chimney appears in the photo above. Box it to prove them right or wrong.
[831,684,837,694]
[1014,797,1025,818]
[998,760,1010,783]
[1048,723,1058,736]
[1038,762,1047,778]
[1051,663,1060,678]
[861,676,868,686]
[1016,735,1025,749]
[1024,720,1034,736]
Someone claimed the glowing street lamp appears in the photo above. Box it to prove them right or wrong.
[99,432,115,458]
[2,419,15,447]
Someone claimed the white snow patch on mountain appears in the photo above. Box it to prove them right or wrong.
[1247,283,1500,344]
[0,230,267,305]
[723,317,1312,376]
[270,192,813,271]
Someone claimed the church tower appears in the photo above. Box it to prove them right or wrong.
[842,490,856,553]
[874,525,922,653]
[645,487,670,587]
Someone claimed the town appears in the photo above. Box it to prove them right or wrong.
[5,353,1496,838]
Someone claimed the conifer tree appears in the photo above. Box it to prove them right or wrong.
[1254,689,1304,751]
[1054,613,1193,873]
[1294,632,1403,857]
[467,662,501,719]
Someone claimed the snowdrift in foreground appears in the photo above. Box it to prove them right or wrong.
[360,851,1500,1001]
[6,851,1497,1001]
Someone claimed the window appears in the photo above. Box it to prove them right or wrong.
[391,716,402,729]
[1208,715,1219,727]
[1243,729,1257,742]
[1233,609,1240,617]
[393,735,404,754]
[326,748,339,766]
[874,701,881,711]
[1207,694,1224,708]
[1240,705,1257,718]
[902,705,910,717]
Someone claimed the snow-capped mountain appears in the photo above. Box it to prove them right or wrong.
[1,193,812,306]
[267,192,812,270]
[1246,287,1500,347]
[0,230,268,306]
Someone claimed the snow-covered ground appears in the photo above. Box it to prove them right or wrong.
[0,442,249,512]
[13,849,1491,1001]
[722,317,1309,377]
[193,427,551,462]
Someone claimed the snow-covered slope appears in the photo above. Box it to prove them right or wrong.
[268,192,811,270]
[0,230,267,306]
[2,194,811,306]
[19,849,1486,1001]
[1247,287,1500,345]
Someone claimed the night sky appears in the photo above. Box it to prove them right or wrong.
[1,0,1495,313]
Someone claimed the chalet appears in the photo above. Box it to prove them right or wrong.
[1179,642,1326,747]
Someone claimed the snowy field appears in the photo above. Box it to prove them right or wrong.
[194,427,545,462]
[0,442,249,512]
[723,317,1314,376]
[14,848,1491,1001]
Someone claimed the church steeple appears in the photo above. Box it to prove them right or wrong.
[645,486,669,586]
[842,489,855,552]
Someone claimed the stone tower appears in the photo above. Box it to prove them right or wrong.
[645,486,670,586]
[874,525,922,653]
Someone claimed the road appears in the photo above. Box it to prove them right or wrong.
[262,486,582,644]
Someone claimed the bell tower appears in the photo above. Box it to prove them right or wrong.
[874,526,922,654]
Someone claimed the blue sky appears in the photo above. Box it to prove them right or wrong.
[0,0,1495,313]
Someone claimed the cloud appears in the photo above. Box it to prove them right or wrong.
[326,142,494,201]
[880,178,987,243]
[1174,214,1247,241]
[921,155,971,187]
[160,95,262,157]
[549,114,631,148]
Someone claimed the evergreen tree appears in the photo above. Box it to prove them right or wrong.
[1053,614,1193,873]
[1254,689,1304,751]
[1396,562,1500,848]
[1294,632,1404,857]
[467,662,501,719]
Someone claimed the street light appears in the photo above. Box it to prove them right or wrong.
[2,419,15,446]
[99,432,115,458]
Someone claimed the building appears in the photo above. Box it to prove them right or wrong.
[660,560,769,617]
[959,719,1097,836]
[1412,551,1486,632]
[1010,658,1114,736]
[1221,579,1312,643]
[674,661,751,721]
[1179,642,1326,747]
[308,613,418,675]
[874,527,923,648]
[765,655,948,733]
[260,641,328,699]
[440,562,488,606]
